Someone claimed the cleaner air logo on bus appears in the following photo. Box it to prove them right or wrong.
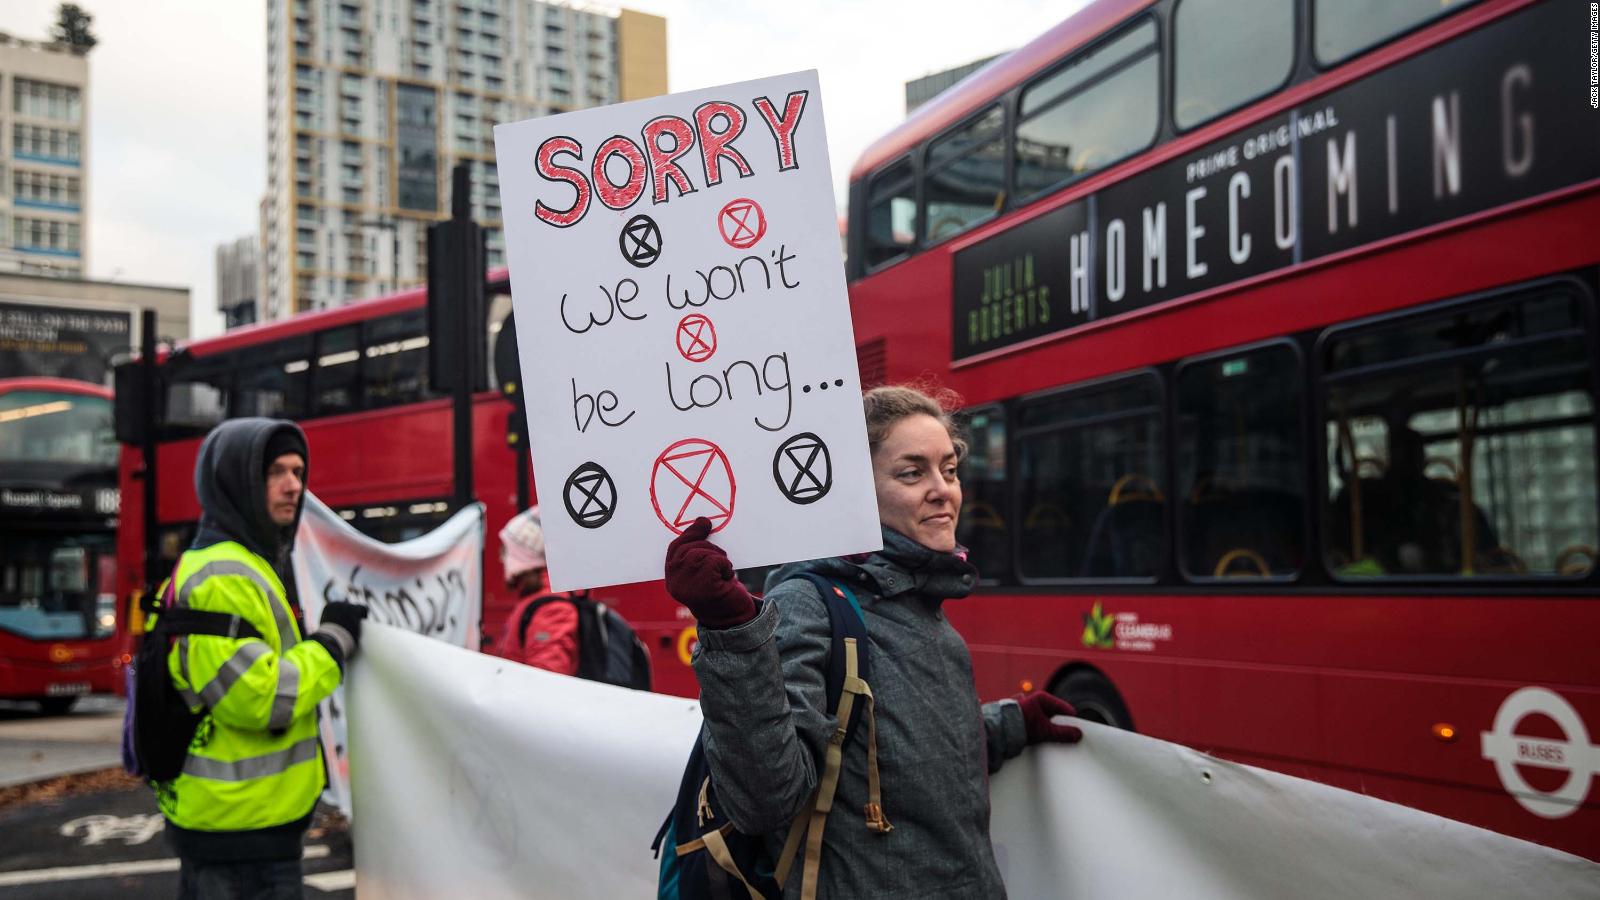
[1480,687,1600,820]
[1080,601,1173,653]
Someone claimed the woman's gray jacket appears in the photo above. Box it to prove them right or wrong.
[692,527,1028,900]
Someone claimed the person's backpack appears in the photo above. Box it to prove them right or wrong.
[518,593,651,690]
[652,573,890,900]
[122,557,264,783]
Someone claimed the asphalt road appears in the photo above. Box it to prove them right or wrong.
[0,697,353,898]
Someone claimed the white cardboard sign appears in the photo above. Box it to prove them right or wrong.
[494,71,878,590]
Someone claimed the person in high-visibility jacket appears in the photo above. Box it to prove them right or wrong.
[158,417,367,899]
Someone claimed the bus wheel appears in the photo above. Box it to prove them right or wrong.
[37,696,79,716]
[1053,671,1133,731]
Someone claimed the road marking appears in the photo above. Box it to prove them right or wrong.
[305,869,356,891]
[0,844,331,887]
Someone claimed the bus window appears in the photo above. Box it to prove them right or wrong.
[923,105,1005,245]
[863,158,916,270]
[314,325,362,416]
[1174,0,1294,131]
[1323,289,1598,578]
[1016,374,1164,580]
[364,310,432,409]
[1314,0,1483,67]
[162,357,230,438]
[1177,344,1305,580]
[955,406,1009,581]
[232,336,311,420]
[0,390,115,468]
[1014,18,1158,200]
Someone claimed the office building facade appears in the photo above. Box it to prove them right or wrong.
[0,32,89,279]
[905,55,1001,115]
[262,0,667,319]
[215,235,259,329]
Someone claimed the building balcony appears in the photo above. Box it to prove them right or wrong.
[12,198,81,213]
[11,151,80,168]
[13,245,81,259]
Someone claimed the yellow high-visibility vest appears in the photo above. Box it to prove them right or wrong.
[160,541,343,833]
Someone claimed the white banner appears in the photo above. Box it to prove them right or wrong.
[294,493,485,648]
[493,71,879,592]
[348,626,1600,899]
[293,493,486,813]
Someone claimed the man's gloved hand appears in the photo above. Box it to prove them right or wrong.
[312,601,369,669]
[1014,691,1083,745]
[664,517,757,629]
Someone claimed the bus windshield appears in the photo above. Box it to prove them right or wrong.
[0,534,115,640]
[0,390,117,468]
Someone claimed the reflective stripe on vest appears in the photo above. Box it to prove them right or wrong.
[197,641,270,708]
[269,658,300,730]
[179,559,298,650]
[182,735,320,782]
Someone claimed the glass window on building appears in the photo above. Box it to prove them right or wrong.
[1016,374,1165,580]
[956,407,1009,581]
[1322,288,1598,578]
[1177,344,1305,579]
[923,105,1005,245]
[1314,0,1483,66]
[1174,0,1294,130]
[863,158,916,270]
[396,83,439,212]
[1014,18,1159,199]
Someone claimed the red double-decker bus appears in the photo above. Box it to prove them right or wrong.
[114,274,697,696]
[0,377,124,712]
[844,0,1598,858]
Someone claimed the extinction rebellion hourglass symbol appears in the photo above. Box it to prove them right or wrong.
[563,462,617,529]
[619,214,663,268]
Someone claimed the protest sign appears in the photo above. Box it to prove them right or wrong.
[293,492,485,814]
[494,70,878,591]
[348,626,1600,899]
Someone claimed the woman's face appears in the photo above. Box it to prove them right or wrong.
[872,413,962,552]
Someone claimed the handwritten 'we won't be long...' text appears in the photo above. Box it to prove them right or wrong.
[566,244,809,437]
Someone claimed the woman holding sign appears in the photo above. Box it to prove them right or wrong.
[664,385,1081,898]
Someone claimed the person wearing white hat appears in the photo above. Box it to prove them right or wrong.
[495,507,581,674]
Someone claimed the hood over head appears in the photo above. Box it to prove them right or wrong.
[191,417,309,564]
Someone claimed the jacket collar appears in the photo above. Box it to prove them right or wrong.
[766,526,977,601]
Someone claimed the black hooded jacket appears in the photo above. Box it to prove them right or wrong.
[190,419,308,605]
[190,418,309,589]
[168,418,316,864]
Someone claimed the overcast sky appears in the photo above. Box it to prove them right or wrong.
[5,0,1083,338]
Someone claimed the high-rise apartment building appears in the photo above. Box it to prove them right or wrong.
[905,55,1001,115]
[262,0,667,320]
[0,32,89,279]
[216,235,259,329]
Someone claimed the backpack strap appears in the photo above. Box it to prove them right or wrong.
[772,573,890,898]
[516,594,570,651]
[154,607,265,642]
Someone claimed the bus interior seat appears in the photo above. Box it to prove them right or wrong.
[1080,474,1164,578]
[1185,484,1304,578]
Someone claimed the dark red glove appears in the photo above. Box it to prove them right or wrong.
[664,517,757,629]
[1014,691,1083,745]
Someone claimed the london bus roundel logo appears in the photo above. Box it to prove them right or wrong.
[1479,687,1599,819]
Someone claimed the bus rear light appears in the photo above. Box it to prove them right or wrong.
[1432,723,1457,742]
[1020,680,1034,692]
